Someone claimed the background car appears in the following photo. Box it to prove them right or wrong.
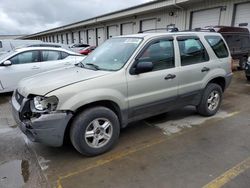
[79,46,96,55]
[69,43,90,53]
[199,26,250,69]
[245,57,250,81]
[0,47,85,93]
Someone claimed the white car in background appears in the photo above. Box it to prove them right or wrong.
[0,47,85,93]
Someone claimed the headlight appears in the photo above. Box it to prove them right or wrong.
[33,96,59,111]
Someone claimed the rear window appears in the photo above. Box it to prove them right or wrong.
[42,50,61,61]
[205,36,229,58]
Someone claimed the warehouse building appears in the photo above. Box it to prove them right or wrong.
[23,0,250,46]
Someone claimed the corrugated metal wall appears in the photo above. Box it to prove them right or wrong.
[34,0,250,45]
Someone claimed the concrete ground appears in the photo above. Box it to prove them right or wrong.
[0,71,250,188]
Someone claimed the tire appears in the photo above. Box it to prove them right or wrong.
[239,57,247,70]
[197,83,222,117]
[247,76,250,81]
[70,106,120,156]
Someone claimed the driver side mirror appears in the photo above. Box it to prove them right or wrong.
[2,60,12,66]
[134,61,153,74]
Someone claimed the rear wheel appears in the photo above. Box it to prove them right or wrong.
[70,106,120,156]
[247,76,250,81]
[197,83,222,116]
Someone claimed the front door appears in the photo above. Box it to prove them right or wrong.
[126,38,179,121]
[0,50,41,91]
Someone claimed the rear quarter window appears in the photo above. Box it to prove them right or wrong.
[205,36,229,58]
[61,52,69,59]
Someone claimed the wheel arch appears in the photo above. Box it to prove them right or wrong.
[206,76,226,92]
[63,100,127,144]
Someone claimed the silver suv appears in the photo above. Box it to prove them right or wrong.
[12,32,233,156]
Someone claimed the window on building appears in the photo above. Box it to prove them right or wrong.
[137,39,175,71]
[178,37,209,66]
[205,36,229,58]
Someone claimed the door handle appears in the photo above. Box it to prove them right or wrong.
[32,66,40,69]
[201,67,210,72]
[165,74,176,80]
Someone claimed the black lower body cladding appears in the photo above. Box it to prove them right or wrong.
[11,93,73,147]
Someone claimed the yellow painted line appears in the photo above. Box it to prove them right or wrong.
[226,111,240,118]
[56,110,241,187]
[203,157,250,188]
[56,137,166,188]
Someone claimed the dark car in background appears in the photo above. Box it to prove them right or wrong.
[245,57,250,81]
[201,26,250,69]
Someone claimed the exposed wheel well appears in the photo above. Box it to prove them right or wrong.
[63,100,123,145]
[208,77,226,92]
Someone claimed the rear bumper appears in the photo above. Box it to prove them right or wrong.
[11,94,73,147]
[225,72,233,89]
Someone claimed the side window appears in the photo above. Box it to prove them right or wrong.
[9,51,39,65]
[205,36,229,58]
[137,39,175,71]
[61,52,69,59]
[178,37,209,66]
[42,50,61,61]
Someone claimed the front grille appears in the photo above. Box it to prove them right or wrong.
[15,90,24,105]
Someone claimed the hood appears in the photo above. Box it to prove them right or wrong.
[18,66,110,97]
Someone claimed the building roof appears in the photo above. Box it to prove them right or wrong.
[22,0,191,38]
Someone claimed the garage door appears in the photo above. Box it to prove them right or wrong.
[97,27,105,46]
[87,29,95,46]
[73,32,79,44]
[108,25,118,38]
[234,3,250,30]
[121,23,134,35]
[140,19,157,32]
[80,31,86,43]
[191,8,221,29]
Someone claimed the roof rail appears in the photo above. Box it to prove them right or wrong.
[138,27,179,33]
[193,27,216,32]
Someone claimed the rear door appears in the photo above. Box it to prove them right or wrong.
[40,50,75,72]
[0,50,41,90]
[177,36,214,96]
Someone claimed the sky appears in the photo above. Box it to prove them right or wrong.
[0,0,153,35]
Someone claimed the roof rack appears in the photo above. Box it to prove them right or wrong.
[138,25,179,33]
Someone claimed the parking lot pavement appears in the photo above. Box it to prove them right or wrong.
[0,71,250,188]
[0,94,48,188]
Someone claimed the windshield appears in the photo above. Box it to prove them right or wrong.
[81,37,142,71]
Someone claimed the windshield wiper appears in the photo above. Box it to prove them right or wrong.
[86,63,100,70]
[75,62,85,68]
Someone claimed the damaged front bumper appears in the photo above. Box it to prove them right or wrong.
[11,91,73,147]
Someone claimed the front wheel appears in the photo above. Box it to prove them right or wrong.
[70,106,120,156]
[197,83,222,117]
